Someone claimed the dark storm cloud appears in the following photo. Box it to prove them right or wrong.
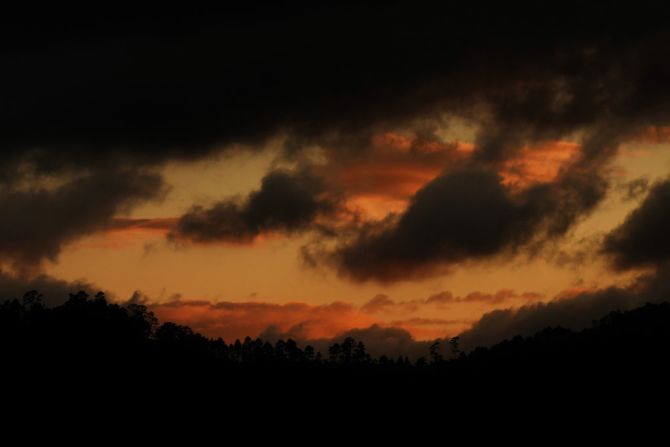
[331,168,519,281]
[3,3,670,171]
[0,270,99,307]
[459,266,670,350]
[170,169,338,243]
[4,3,670,272]
[459,287,637,350]
[0,169,164,268]
[456,173,670,348]
[603,179,670,269]
[328,163,607,282]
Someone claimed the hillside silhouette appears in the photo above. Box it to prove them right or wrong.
[3,289,670,408]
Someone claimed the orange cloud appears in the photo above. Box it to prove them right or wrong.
[389,317,471,340]
[361,289,542,315]
[150,299,377,341]
[144,288,544,343]
[319,132,473,219]
[72,217,177,249]
[107,217,177,233]
[553,286,594,301]
[321,137,581,221]
[361,294,395,313]
[634,125,670,144]
[500,140,580,188]
[330,135,579,206]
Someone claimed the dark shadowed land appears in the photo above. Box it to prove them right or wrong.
[3,289,670,413]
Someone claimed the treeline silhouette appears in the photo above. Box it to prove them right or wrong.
[1,290,423,370]
[3,289,670,406]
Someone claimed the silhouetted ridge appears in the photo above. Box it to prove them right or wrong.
[3,290,670,403]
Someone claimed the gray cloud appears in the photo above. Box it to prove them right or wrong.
[457,168,670,348]
[0,169,164,269]
[0,270,100,307]
[169,169,339,243]
[603,178,670,269]
[325,163,606,282]
[4,4,670,171]
[4,3,670,281]
[459,266,670,350]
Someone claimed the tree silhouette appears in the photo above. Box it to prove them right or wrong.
[22,290,44,310]
[429,340,443,364]
[3,288,670,404]
[449,336,461,359]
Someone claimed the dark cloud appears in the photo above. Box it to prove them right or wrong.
[437,290,541,305]
[457,172,670,348]
[105,218,176,232]
[3,4,670,171]
[0,169,164,269]
[4,3,670,278]
[603,179,670,269]
[619,177,651,202]
[459,288,636,350]
[169,169,339,243]
[329,168,517,281]
[361,294,395,314]
[459,265,670,350]
[0,270,100,307]
[326,164,606,282]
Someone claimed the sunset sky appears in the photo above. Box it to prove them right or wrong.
[4,4,670,355]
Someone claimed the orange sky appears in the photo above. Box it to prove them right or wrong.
[43,127,670,342]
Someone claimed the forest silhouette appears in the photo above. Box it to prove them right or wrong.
[4,288,670,405]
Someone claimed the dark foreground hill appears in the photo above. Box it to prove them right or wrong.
[3,290,670,411]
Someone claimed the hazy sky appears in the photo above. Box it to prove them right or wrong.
[4,4,670,353]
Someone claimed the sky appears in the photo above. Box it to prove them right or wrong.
[4,3,670,356]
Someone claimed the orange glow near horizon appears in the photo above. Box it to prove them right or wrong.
[40,134,670,343]
[146,286,546,342]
